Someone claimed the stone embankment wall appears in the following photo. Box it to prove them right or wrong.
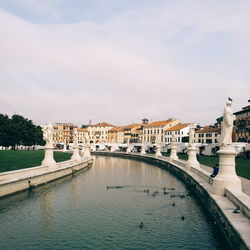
[92,151,250,250]
[0,158,93,198]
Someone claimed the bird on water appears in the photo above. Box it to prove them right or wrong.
[139,222,144,229]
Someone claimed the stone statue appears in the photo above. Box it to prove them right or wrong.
[43,122,54,147]
[73,128,78,145]
[220,100,235,147]
[84,134,88,144]
[189,124,195,145]
[172,133,177,143]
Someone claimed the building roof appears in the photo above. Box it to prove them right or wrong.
[54,123,75,126]
[195,126,221,133]
[77,128,88,132]
[109,127,124,132]
[234,105,250,115]
[166,123,190,131]
[109,124,142,132]
[146,119,176,128]
[90,122,114,128]
[122,124,142,130]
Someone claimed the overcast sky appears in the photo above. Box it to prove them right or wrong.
[0,0,249,127]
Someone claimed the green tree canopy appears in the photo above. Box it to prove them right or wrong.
[0,114,45,148]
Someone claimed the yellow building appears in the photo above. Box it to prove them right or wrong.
[88,122,114,143]
[143,119,180,143]
[108,127,124,143]
[77,128,89,143]
[53,123,77,144]
[122,124,143,143]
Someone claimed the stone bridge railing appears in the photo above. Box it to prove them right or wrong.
[0,143,93,198]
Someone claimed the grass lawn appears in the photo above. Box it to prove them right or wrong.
[0,150,72,173]
[152,152,250,180]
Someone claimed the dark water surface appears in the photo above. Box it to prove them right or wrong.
[0,156,227,250]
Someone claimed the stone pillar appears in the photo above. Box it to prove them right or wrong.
[141,143,146,155]
[71,128,81,162]
[155,144,162,157]
[42,122,56,168]
[211,147,242,195]
[169,144,178,161]
[185,145,199,170]
[126,142,131,153]
[63,140,67,152]
[80,145,85,157]
[71,145,81,162]
[83,145,91,158]
[42,146,56,168]
[110,145,115,152]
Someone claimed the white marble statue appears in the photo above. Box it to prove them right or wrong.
[188,124,195,145]
[84,134,89,144]
[220,100,235,147]
[172,133,177,145]
[43,122,54,147]
[73,128,78,145]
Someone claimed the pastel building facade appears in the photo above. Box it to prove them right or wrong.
[194,126,220,144]
[165,124,191,143]
[77,128,89,144]
[88,122,114,143]
[234,102,250,142]
[143,119,181,144]
[108,127,125,143]
[53,123,76,143]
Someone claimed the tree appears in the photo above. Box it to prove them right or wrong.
[0,114,11,148]
[214,116,223,127]
[81,124,88,129]
[0,113,45,149]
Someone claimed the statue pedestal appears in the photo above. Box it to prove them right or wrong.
[80,146,85,157]
[42,146,56,168]
[141,145,146,155]
[155,145,162,157]
[83,146,91,158]
[71,146,81,162]
[211,147,242,196]
[185,145,199,170]
[63,144,67,152]
[169,145,178,161]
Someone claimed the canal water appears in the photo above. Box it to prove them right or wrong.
[0,156,227,250]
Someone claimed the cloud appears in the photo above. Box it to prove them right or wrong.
[0,0,249,126]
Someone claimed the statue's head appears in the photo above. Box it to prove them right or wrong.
[226,100,232,106]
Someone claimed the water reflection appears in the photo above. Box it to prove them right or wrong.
[0,156,227,250]
[40,190,54,239]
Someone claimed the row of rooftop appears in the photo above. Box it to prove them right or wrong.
[52,101,249,145]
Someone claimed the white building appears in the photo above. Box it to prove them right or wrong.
[165,124,191,143]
